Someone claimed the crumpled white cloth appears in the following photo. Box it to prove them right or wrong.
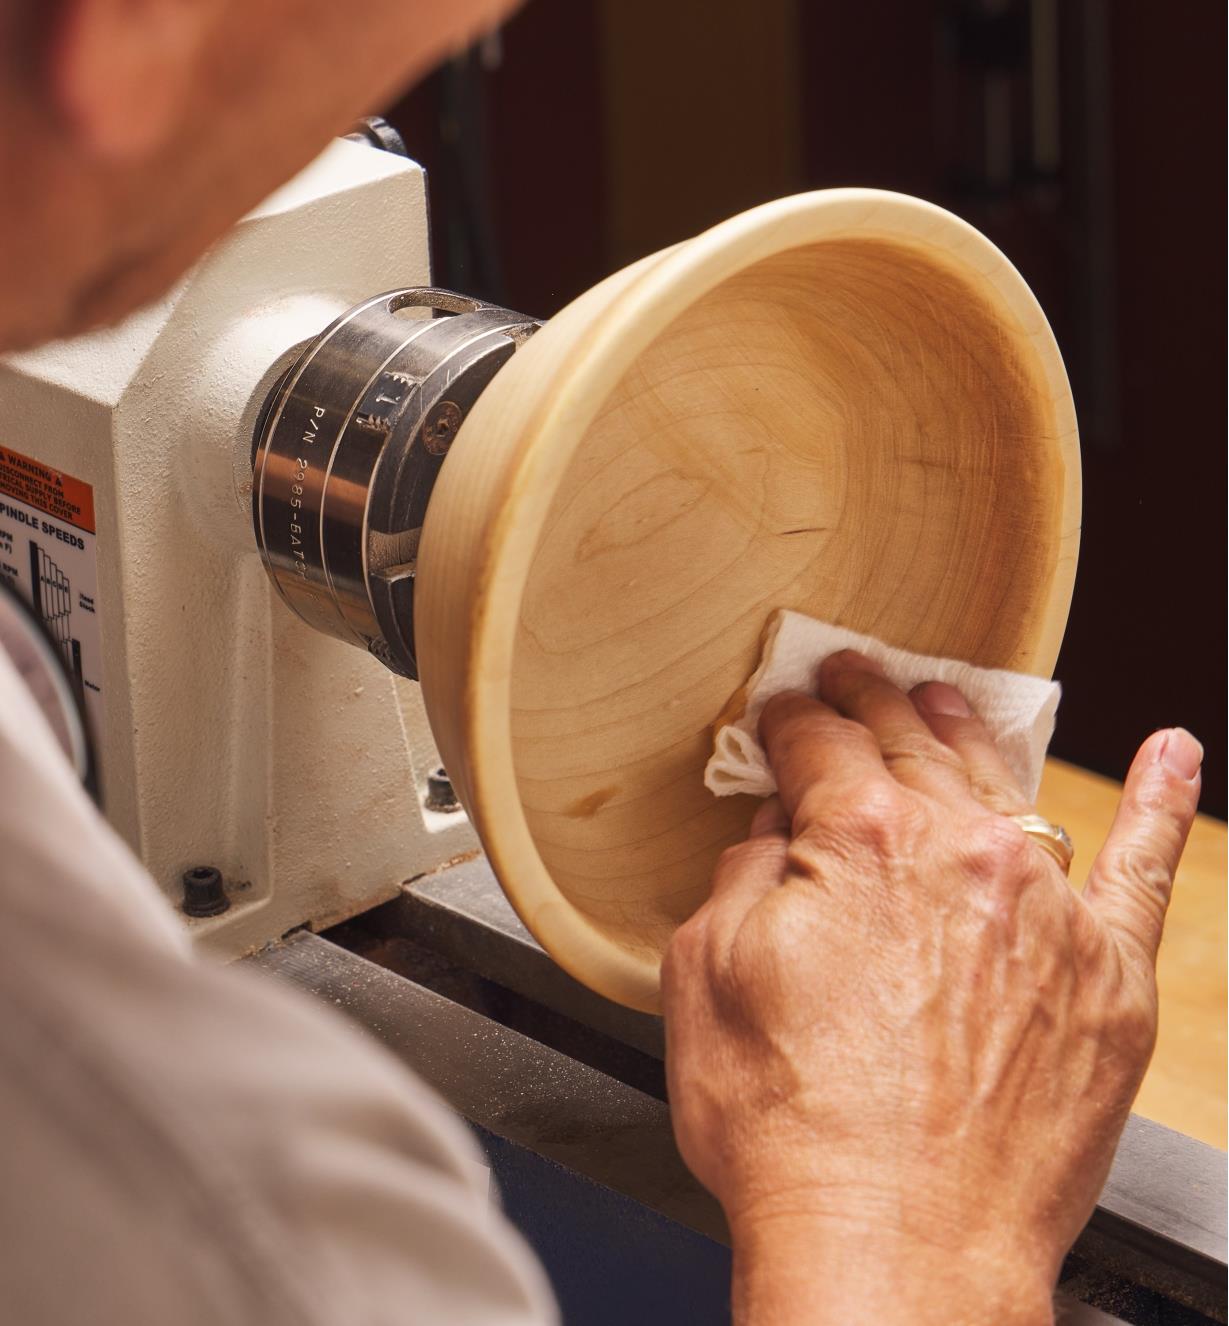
[704,609,1060,803]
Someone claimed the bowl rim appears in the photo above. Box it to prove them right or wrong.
[435,187,1081,1012]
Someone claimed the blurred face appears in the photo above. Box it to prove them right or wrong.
[0,0,517,351]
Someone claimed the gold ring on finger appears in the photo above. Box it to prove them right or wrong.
[1009,813,1074,875]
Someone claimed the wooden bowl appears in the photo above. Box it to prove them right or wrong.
[416,189,1080,1012]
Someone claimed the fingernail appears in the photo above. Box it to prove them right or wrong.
[912,681,971,718]
[1158,728,1203,781]
[824,649,883,675]
[769,688,811,705]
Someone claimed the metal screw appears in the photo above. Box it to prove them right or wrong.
[425,766,461,813]
[423,401,463,455]
[181,865,230,918]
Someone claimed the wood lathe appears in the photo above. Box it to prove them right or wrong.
[0,129,1221,1325]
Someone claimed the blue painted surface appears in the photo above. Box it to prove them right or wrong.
[475,1127,733,1326]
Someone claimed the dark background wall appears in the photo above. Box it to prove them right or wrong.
[387,0,1226,816]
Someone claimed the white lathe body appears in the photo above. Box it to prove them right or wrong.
[0,140,476,954]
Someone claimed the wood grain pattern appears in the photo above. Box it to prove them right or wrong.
[417,190,1081,1010]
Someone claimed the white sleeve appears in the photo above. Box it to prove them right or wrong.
[0,645,558,1326]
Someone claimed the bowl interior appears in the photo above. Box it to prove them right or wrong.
[508,236,1065,963]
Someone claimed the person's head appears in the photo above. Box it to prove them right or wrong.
[0,0,515,351]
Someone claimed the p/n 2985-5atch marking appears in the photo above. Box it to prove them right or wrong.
[0,444,104,735]
[288,404,326,581]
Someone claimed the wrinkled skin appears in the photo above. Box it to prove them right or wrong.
[664,651,1201,1325]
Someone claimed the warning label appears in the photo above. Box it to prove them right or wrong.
[0,446,103,736]
[0,445,95,534]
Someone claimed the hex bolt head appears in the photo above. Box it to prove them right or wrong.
[181,866,230,918]
[426,766,461,813]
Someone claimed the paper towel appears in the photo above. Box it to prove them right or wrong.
[705,609,1060,803]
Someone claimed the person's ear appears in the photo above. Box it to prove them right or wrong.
[49,0,225,161]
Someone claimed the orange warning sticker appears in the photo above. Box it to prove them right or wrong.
[0,445,95,534]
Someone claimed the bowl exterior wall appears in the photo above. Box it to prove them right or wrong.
[416,190,1080,1011]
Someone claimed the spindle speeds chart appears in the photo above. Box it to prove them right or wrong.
[0,444,104,736]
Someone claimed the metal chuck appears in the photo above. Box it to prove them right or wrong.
[252,288,539,679]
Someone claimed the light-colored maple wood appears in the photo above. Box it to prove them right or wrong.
[1037,759,1227,1151]
[417,190,1081,1011]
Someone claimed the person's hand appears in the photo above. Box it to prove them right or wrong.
[662,650,1202,1325]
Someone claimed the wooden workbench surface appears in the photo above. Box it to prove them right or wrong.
[1037,759,1227,1150]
